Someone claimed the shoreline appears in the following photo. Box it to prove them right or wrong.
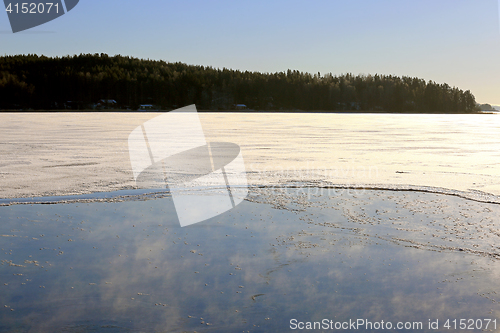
[0,109,485,114]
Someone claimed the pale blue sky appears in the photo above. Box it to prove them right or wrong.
[1,0,500,104]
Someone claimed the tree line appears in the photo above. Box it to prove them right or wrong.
[0,53,478,112]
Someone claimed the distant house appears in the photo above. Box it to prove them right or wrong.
[234,104,248,110]
[99,99,117,105]
[95,99,117,109]
[138,104,159,111]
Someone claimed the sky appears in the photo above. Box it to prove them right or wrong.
[1,0,500,104]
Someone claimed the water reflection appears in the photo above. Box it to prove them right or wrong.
[1,188,500,332]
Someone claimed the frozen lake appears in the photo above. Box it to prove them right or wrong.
[2,188,500,332]
[1,112,500,200]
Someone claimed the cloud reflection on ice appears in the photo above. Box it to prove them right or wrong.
[1,188,500,331]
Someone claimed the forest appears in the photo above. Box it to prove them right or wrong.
[0,53,479,112]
